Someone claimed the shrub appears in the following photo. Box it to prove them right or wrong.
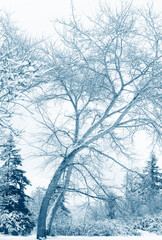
[0,210,35,236]
[132,214,162,235]
[50,219,140,236]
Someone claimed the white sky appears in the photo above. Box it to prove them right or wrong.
[0,0,161,37]
[0,0,161,195]
[0,0,98,38]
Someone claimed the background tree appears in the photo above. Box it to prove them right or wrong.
[144,154,162,191]
[124,171,145,216]
[28,2,162,238]
[29,187,46,224]
[0,12,41,144]
[124,154,162,216]
[142,154,162,214]
[0,133,35,235]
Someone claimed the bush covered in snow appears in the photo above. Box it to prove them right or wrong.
[0,211,35,236]
[132,214,162,235]
[50,219,140,236]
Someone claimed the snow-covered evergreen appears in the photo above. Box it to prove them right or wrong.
[143,154,162,192]
[0,133,35,235]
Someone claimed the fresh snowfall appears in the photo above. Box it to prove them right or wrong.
[0,234,162,240]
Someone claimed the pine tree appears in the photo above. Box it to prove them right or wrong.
[141,154,162,214]
[143,154,162,192]
[124,154,162,216]
[0,133,35,235]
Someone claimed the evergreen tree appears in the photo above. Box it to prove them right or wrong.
[0,133,35,235]
[143,154,162,192]
[124,154,162,216]
[141,154,162,214]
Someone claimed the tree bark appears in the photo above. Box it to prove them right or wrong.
[47,165,73,235]
[37,147,83,239]
[37,156,70,239]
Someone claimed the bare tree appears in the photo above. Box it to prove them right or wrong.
[31,2,162,239]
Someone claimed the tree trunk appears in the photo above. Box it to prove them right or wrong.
[47,165,73,235]
[36,146,84,239]
[37,156,70,239]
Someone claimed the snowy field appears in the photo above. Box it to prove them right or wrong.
[0,233,162,240]
[0,237,162,240]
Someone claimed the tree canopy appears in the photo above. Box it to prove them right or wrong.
[30,2,162,239]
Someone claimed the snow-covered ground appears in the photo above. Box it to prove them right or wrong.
[0,237,162,240]
[0,232,162,240]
